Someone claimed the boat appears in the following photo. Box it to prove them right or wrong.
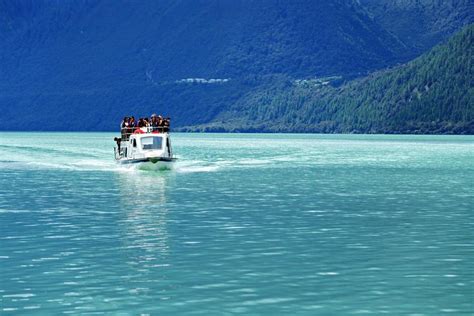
[114,125,176,169]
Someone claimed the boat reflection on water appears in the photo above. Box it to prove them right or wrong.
[115,171,173,294]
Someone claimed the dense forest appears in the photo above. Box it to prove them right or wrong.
[182,24,473,134]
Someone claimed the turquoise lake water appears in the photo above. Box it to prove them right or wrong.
[0,133,473,315]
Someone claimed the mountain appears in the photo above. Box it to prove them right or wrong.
[359,0,474,54]
[0,0,408,81]
[0,0,410,131]
[0,1,471,133]
[184,24,474,134]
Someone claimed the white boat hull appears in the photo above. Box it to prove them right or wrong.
[117,157,176,170]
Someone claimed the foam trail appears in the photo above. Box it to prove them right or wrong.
[174,159,221,173]
[175,165,220,174]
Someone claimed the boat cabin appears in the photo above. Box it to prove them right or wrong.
[114,129,174,163]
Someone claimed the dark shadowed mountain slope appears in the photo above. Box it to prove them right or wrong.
[359,0,473,54]
[186,24,473,134]
[0,1,471,132]
[0,0,414,131]
[0,0,407,86]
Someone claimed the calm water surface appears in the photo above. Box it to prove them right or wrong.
[0,133,473,315]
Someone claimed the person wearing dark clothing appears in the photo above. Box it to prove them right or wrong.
[114,137,122,155]
[129,117,136,134]
[150,114,159,132]
[163,117,170,132]
[120,117,128,139]
[120,117,128,129]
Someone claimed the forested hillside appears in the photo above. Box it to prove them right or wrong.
[184,24,473,134]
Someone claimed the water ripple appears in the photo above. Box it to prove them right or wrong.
[0,133,473,314]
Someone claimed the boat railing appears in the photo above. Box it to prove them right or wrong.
[120,126,170,140]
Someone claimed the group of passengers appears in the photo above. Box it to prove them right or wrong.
[120,114,170,139]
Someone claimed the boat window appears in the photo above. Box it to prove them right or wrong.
[141,136,162,150]
[133,139,137,148]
